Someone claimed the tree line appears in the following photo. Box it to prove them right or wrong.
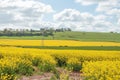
[0,28,71,36]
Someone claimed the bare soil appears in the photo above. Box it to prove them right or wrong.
[19,72,82,80]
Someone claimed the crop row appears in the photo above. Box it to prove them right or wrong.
[0,47,120,80]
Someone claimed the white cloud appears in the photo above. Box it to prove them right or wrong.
[0,0,54,29]
[54,9,107,22]
[118,19,120,25]
[0,24,30,30]
[106,9,120,19]
[54,9,96,22]
[95,15,106,20]
[107,9,120,15]
[74,0,120,32]
[0,0,53,13]
[96,0,120,12]
[53,9,120,32]
[75,0,107,6]
[54,9,83,22]
[0,0,119,32]
[75,0,120,14]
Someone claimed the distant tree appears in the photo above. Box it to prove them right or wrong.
[0,27,72,36]
[67,28,72,31]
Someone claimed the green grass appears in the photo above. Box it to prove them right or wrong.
[0,31,120,42]
[16,46,120,51]
[54,32,120,42]
[0,36,53,40]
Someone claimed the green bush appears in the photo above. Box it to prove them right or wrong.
[16,60,34,75]
[52,54,68,67]
[0,73,17,80]
[0,53,3,59]
[32,57,41,66]
[67,58,82,71]
[38,62,56,72]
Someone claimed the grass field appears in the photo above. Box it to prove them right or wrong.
[0,39,120,51]
[0,31,120,42]
[21,46,120,51]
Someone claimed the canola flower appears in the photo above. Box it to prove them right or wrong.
[0,39,120,46]
[0,57,33,80]
[0,73,17,80]
[82,61,120,80]
[0,46,120,79]
[67,58,82,71]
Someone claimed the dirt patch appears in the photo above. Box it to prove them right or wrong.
[20,72,83,80]
[19,68,83,80]
[69,72,83,80]
[19,73,54,80]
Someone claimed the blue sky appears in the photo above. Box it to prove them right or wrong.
[41,0,98,21]
[41,0,96,13]
[0,0,120,32]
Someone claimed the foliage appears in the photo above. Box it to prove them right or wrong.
[0,28,71,36]
[82,61,120,80]
[0,57,33,79]
[0,31,120,42]
[67,58,82,71]
[0,40,120,80]
[60,70,69,80]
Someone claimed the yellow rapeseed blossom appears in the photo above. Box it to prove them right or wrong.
[0,41,120,80]
[82,61,120,80]
[0,39,120,46]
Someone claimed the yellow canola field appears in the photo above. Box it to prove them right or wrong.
[0,46,120,80]
[0,39,120,46]
[0,46,120,61]
[82,61,120,80]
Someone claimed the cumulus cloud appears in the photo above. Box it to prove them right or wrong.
[0,0,119,32]
[118,19,120,25]
[0,0,54,29]
[75,0,106,6]
[54,9,107,22]
[96,0,120,12]
[74,0,120,32]
[106,9,120,15]
[75,0,120,14]
[54,9,82,22]
[53,9,120,32]
[106,9,120,19]
[95,15,106,20]
[0,0,53,13]
[54,9,95,22]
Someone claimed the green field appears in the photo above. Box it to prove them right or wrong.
[0,31,120,51]
[20,46,120,51]
[0,31,120,42]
